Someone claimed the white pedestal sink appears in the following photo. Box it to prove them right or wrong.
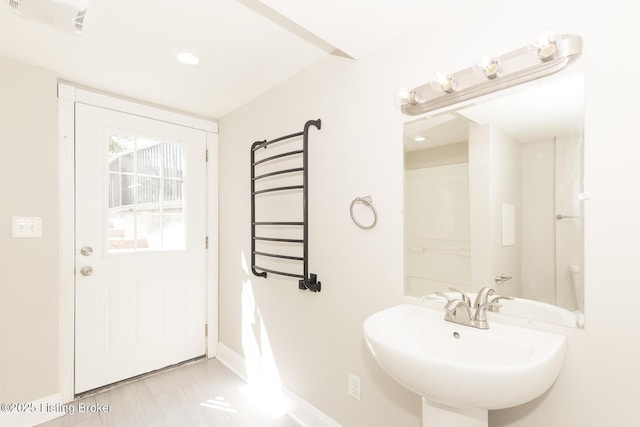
[363,304,567,427]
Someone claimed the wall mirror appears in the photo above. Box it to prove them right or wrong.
[403,72,585,327]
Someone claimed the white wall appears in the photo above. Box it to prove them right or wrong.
[521,133,583,311]
[405,163,471,295]
[521,138,556,303]
[0,58,59,403]
[555,133,583,311]
[468,124,494,295]
[469,124,522,297]
[219,1,640,426]
[489,126,521,298]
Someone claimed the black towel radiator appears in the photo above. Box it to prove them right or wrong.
[250,119,322,292]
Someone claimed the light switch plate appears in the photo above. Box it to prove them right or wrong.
[12,217,42,238]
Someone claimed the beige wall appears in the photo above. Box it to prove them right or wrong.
[219,1,640,426]
[0,57,59,402]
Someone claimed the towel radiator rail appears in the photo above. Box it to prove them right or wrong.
[250,119,321,292]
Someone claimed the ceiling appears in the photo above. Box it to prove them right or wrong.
[0,0,463,119]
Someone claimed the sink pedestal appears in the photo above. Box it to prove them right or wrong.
[422,399,487,427]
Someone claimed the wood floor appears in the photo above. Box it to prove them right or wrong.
[38,358,301,427]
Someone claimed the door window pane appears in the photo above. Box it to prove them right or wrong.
[107,134,186,253]
[137,141,162,176]
[135,214,161,250]
[163,179,183,202]
[120,153,135,174]
[163,143,184,178]
[136,176,161,205]
[121,174,135,207]
[161,213,186,251]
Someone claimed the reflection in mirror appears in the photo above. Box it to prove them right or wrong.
[403,73,584,327]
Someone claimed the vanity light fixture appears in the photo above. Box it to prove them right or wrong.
[400,33,582,116]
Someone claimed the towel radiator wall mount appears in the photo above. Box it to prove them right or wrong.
[250,119,322,292]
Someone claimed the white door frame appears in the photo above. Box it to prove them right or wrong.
[58,83,219,402]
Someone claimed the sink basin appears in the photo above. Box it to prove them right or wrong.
[363,304,566,410]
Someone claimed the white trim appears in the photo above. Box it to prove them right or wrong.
[283,388,342,427]
[0,394,65,427]
[57,83,218,133]
[215,343,248,380]
[206,132,219,358]
[215,343,341,427]
[58,95,75,403]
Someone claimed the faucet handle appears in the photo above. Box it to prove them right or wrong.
[488,295,514,312]
[490,295,514,303]
[434,292,453,303]
[448,287,471,307]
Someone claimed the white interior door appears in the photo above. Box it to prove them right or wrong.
[75,103,207,393]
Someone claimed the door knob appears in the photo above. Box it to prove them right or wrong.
[80,246,93,256]
[80,266,93,276]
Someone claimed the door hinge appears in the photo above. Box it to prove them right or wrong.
[205,323,208,336]
[205,235,209,249]
[206,149,209,162]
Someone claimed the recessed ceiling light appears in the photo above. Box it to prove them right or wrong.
[414,136,427,142]
[176,52,200,66]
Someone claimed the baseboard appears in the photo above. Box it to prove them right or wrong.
[216,342,249,381]
[215,342,341,427]
[281,388,343,427]
[0,393,65,427]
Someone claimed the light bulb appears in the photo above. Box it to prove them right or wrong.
[533,31,558,62]
[476,53,501,79]
[433,71,456,94]
[395,88,421,108]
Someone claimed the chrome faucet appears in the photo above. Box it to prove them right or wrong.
[449,287,472,307]
[473,302,501,329]
[473,287,495,309]
[441,287,503,329]
[444,299,473,325]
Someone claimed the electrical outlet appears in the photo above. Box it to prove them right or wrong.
[348,373,361,400]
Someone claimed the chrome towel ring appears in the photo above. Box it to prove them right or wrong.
[350,196,377,229]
